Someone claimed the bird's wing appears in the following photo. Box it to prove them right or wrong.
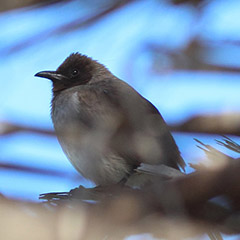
[139,94,186,171]
[76,79,185,171]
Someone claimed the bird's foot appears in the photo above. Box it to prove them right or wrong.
[69,184,120,200]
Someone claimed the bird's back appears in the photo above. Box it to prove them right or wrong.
[102,78,185,171]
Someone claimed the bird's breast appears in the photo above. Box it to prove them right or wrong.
[51,88,130,185]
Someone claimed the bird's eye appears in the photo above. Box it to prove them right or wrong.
[72,69,79,76]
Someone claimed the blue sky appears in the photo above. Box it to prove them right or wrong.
[1,1,240,239]
[0,0,240,209]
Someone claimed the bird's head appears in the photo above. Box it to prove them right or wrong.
[35,53,110,93]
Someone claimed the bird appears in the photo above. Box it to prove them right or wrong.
[35,53,185,186]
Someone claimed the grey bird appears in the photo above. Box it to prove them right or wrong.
[35,53,185,186]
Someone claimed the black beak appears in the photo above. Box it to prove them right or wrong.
[35,71,67,82]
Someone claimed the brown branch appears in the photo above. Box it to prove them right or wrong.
[170,113,240,136]
[2,159,240,239]
[0,121,54,136]
[3,113,240,138]
[171,0,209,6]
[40,160,240,234]
[0,196,224,240]
[0,0,64,12]
[147,40,240,73]
[169,163,240,205]
[0,162,81,180]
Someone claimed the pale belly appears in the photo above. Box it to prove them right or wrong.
[52,89,131,185]
[58,137,130,186]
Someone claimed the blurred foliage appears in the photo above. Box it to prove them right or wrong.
[171,0,210,6]
[1,1,240,239]
[2,137,240,240]
[0,0,65,12]
[3,0,240,76]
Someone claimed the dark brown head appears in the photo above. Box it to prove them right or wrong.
[35,53,108,94]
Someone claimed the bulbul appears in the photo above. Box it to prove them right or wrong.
[35,53,185,186]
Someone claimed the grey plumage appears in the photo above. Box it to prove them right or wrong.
[35,53,185,186]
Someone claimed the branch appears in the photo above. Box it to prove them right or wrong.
[0,121,54,136]
[0,162,81,180]
[4,161,240,239]
[170,113,240,136]
[0,0,63,12]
